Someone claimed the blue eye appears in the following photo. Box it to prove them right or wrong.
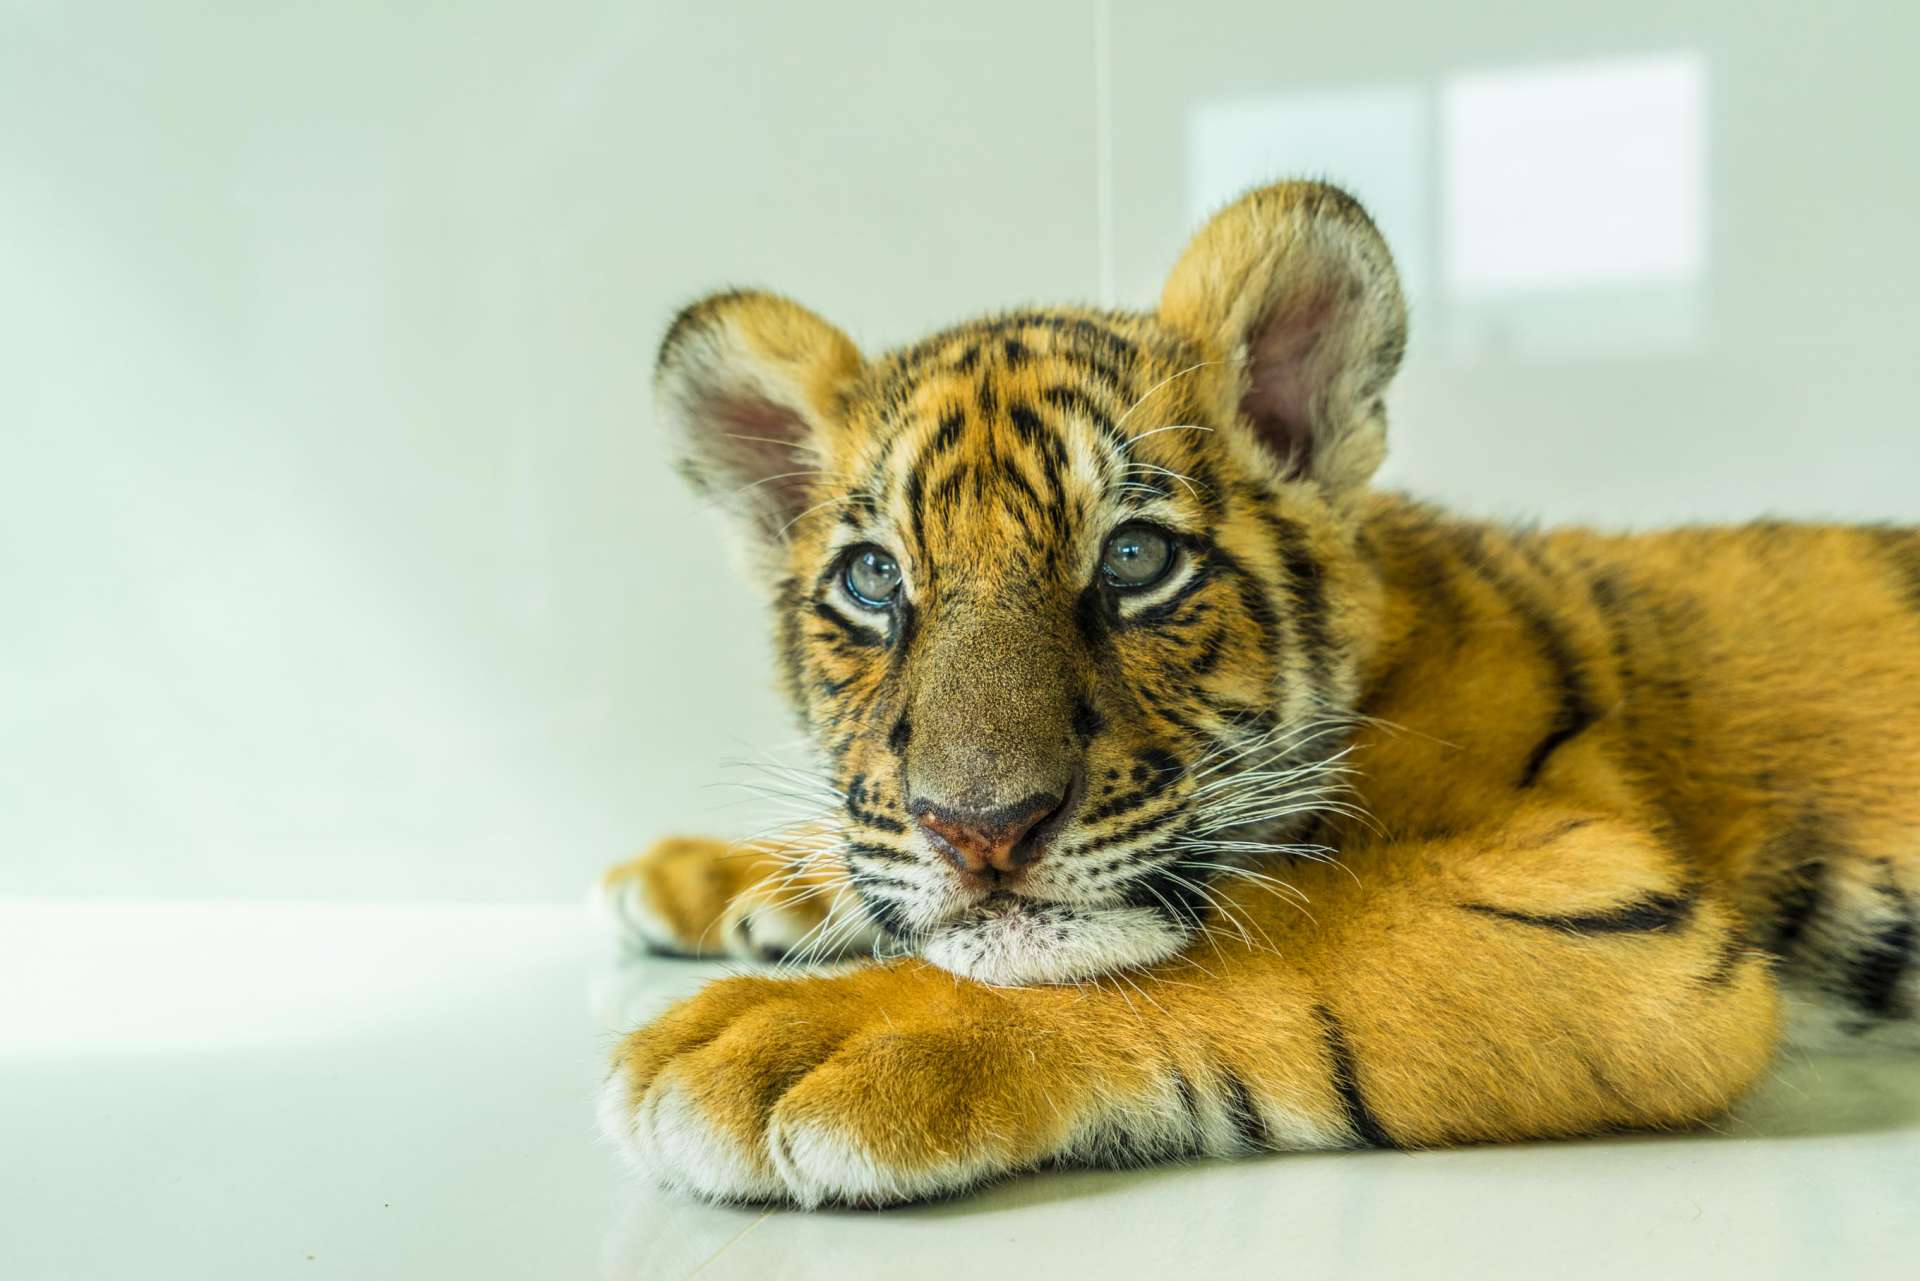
[844,545,902,607]
[1101,525,1174,589]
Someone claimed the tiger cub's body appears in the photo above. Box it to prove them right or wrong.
[599,182,1919,1207]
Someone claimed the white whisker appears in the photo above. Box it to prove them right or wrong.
[1113,360,1223,434]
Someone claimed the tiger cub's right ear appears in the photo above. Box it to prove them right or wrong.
[653,290,865,544]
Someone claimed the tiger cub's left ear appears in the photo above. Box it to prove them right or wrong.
[1158,181,1407,495]
[653,289,865,545]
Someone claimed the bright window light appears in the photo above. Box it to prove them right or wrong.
[1442,52,1707,296]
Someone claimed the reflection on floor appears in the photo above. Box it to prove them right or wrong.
[2,900,1914,1280]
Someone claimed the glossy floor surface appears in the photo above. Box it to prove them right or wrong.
[3,900,1915,1280]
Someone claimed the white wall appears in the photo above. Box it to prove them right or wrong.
[1111,0,1920,528]
[3,1,1916,900]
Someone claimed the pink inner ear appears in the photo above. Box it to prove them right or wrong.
[1241,288,1339,478]
[705,390,818,519]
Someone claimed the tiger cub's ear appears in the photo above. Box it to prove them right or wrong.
[653,289,865,543]
[1158,181,1407,496]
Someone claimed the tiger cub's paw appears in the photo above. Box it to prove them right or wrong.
[598,837,877,963]
[598,968,1089,1206]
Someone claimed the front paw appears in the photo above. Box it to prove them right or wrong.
[598,837,880,963]
[598,837,744,958]
[599,965,1172,1206]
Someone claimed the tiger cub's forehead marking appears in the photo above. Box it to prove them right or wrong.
[841,311,1217,582]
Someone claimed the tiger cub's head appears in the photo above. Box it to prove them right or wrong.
[655,181,1406,984]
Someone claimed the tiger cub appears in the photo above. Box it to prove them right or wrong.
[599,181,1920,1207]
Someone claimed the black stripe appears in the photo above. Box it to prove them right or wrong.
[1520,707,1593,788]
[1207,544,1282,652]
[1041,384,1128,458]
[928,405,966,455]
[1869,526,1920,613]
[1006,398,1072,518]
[1509,529,1562,584]
[905,468,929,573]
[1119,859,1209,927]
[890,598,919,664]
[810,600,885,648]
[1461,888,1695,935]
[1316,1004,1398,1149]
[1006,401,1048,446]
[1197,701,1281,751]
[1061,349,1131,400]
[1037,431,1067,516]
[1169,1070,1204,1150]
[1849,879,1915,1017]
[988,311,1141,366]
[933,462,967,510]
[1400,535,1471,639]
[1757,814,1838,958]
[1766,860,1828,957]
[1074,581,1114,649]
[1119,560,1215,629]
[1070,699,1105,744]
[995,454,1045,513]
[847,872,913,938]
[1262,513,1334,697]
[845,841,913,864]
[1582,569,1638,740]
[1183,455,1226,518]
[975,374,997,419]
[1447,525,1599,787]
[1135,747,1184,796]
[846,865,917,891]
[1077,803,1185,857]
[1700,928,1750,988]
[1083,784,1153,824]
[1355,513,1472,718]
[843,794,905,834]
[1146,694,1205,741]
[1127,471,1175,500]
[1188,628,1229,676]
[1219,1069,1270,1151]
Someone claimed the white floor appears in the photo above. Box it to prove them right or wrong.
[3,901,1915,1280]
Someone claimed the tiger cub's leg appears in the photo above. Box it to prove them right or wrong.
[600,832,881,963]
[603,803,1784,1206]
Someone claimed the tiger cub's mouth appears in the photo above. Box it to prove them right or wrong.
[912,887,1196,986]
[836,723,1360,986]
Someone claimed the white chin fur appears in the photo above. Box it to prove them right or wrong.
[918,900,1189,985]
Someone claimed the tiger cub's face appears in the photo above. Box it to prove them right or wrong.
[656,183,1407,983]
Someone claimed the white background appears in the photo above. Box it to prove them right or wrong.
[5,0,1917,902]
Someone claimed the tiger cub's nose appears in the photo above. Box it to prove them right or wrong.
[913,793,1066,878]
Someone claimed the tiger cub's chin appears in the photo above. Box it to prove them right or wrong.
[916,898,1192,987]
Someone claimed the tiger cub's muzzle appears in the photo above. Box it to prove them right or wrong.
[909,771,1084,884]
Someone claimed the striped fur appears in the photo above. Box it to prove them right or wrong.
[601,181,1919,1206]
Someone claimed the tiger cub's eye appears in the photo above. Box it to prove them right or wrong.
[1100,525,1174,589]
[844,545,902,607]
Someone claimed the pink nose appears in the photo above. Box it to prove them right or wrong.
[914,796,1062,877]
